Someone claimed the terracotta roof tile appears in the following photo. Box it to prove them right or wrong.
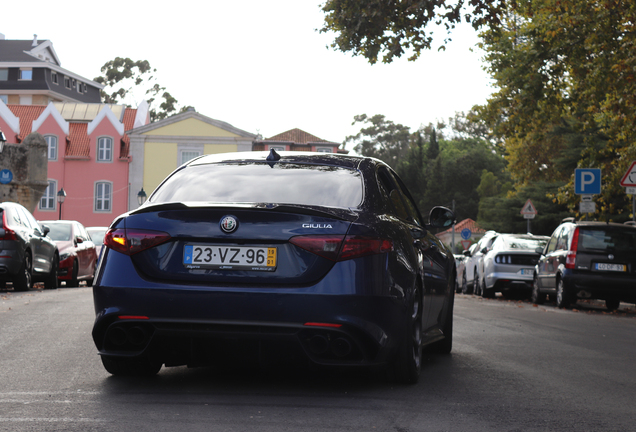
[438,218,486,235]
[7,105,46,141]
[265,128,338,145]
[66,123,90,158]
[120,108,136,158]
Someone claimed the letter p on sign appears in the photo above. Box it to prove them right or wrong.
[575,169,601,195]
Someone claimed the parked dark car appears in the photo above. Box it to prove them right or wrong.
[0,202,59,290]
[92,151,457,383]
[533,219,636,310]
[480,234,549,298]
[41,220,98,287]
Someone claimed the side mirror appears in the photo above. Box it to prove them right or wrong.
[480,247,488,254]
[428,206,455,229]
[41,225,50,236]
[76,237,84,244]
[535,246,544,254]
[462,250,471,256]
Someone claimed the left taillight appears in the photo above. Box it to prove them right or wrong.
[289,235,393,262]
[104,228,171,256]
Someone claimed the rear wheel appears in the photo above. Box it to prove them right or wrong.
[392,285,422,384]
[13,253,32,292]
[461,270,471,294]
[67,261,79,288]
[44,255,59,290]
[101,356,162,376]
[531,275,544,304]
[556,278,571,308]
[605,298,620,311]
[481,278,495,298]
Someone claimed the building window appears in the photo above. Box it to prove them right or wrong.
[51,72,58,84]
[39,180,57,210]
[0,95,7,104]
[268,145,285,151]
[19,69,32,80]
[316,147,332,153]
[0,69,7,81]
[179,149,202,166]
[95,182,112,212]
[64,76,71,89]
[76,81,83,92]
[97,137,113,162]
[45,135,58,160]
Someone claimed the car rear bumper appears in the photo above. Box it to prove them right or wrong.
[563,270,636,302]
[92,287,404,368]
[0,251,22,279]
[486,270,534,291]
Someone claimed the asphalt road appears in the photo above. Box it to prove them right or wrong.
[1,287,635,432]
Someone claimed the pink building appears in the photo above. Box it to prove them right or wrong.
[0,100,149,227]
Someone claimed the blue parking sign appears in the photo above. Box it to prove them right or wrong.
[575,169,601,195]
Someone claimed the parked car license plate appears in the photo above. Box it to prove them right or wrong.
[595,263,626,272]
[183,245,277,271]
[520,268,534,275]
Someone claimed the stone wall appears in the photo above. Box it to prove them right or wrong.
[0,132,48,213]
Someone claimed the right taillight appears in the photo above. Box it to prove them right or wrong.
[565,227,579,269]
[104,228,171,256]
[0,211,17,241]
[289,235,393,262]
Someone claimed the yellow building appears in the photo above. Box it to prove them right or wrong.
[127,108,256,209]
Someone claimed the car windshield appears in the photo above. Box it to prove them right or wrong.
[578,228,636,253]
[87,229,106,244]
[47,223,72,241]
[149,162,364,208]
[499,236,547,250]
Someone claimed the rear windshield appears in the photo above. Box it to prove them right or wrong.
[498,236,548,250]
[47,223,72,241]
[149,162,364,208]
[578,228,636,253]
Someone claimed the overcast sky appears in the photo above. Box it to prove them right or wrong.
[2,1,494,151]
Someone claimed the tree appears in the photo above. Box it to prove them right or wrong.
[94,57,184,122]
[345,114,412,167]
[477,0,636,219]
[426,128,439,160]
[320,0,507,64]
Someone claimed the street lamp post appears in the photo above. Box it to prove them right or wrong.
[56,188,66,220]
[137,188,147,206]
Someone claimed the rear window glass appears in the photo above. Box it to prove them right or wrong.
[578,228,636,253]
[47,223,72,241]
[497,236,548,250]
[150,162,364,208]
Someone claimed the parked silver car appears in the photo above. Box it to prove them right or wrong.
[462,231,498,294]
[479,234,549,298]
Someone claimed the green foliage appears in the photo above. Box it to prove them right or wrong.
[478,182,570,235]
[320,0,507,64]
[94,57,186,122]
[477,0,636,220]
[345,114,411,167]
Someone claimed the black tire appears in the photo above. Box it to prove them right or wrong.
[101,356,162,376]
[44,255,59,290]
[531,276,544,304]
[556,278,571,308]
[605,298,620,311]
[481,278,495,298]
[427,288,454,355]
[472,269,480,295]
[13,253,33,292]
[392,285,423,384]
[67,261,79,288]
[461,270,472,294]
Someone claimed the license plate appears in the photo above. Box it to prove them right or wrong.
[520,268,533,275]
[183,245,277,271]
[595,263,626,272]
